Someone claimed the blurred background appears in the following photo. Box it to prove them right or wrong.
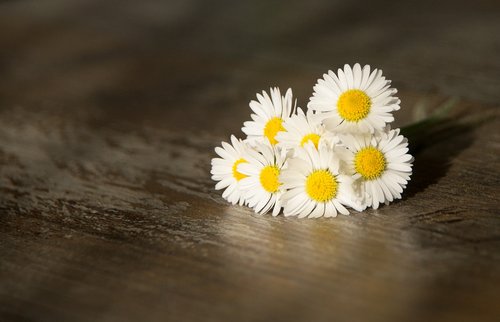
[1,0,499,134]
[0,1,499,322]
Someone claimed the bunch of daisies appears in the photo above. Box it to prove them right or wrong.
[211,64,413,218]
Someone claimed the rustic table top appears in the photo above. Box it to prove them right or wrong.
[0,1,499,321]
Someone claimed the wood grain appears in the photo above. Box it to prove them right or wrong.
[0,1,499,321]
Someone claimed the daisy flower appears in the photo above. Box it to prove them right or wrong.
[341,128,413,209]
[211,135,251,206]
[280,143,365,218]
[242,87,295,146]
[275,107,337,152]
[238,142,288,216]
[307,63,400,134]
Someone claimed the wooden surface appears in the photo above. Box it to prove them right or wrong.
[1,1,500,321]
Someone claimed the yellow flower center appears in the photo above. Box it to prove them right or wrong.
[300,133,321,149]
[259,165,281,193]
[354,147,386,180]
[264,117,285,145]
[232,158,248,181]
[337,89,371,122]
[305,170,338,202]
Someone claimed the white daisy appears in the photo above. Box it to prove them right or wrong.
[341,128,413,209]
[280,143,365,219]
[307,63,400,134]
[211,135,251,206]
[238,142,288,216]
[275,107,338,153]
[242,87,295,146]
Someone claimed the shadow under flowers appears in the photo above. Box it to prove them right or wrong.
[401,99,489,198]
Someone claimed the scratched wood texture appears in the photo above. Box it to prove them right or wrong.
[0,0,499,321]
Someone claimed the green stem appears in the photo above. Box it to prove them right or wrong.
[401,97,459,145]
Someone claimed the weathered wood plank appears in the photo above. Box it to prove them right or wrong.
[0,1,499,321]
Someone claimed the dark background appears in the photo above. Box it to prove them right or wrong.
[0,1,499,321]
